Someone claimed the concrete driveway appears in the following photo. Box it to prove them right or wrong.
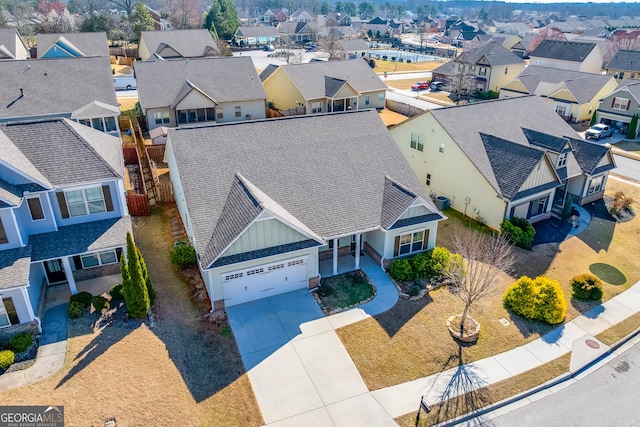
[227,289,396,426]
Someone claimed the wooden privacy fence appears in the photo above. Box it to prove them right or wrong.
[146,144,166,163]
[385,99,425,118]
[123,145,150,216]
[145,144,174,203]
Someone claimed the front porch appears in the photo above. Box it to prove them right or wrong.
[319,252,377,278]
[45,273,121,308]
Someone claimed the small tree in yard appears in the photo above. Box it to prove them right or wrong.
[626,114,638,139]
[122,232,150,318]
[443,227,515,337]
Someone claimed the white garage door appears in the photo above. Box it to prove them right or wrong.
[222,256,308,307]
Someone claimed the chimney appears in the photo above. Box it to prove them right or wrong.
[19,88,23,97]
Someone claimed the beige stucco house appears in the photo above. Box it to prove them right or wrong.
[500,66,619,122]
[259,59,387,114]
[389,97,615,230]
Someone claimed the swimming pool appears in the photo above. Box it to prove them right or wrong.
[367,49,447,63]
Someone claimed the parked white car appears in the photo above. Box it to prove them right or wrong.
[113,75,137,90]
[585,123,613,140]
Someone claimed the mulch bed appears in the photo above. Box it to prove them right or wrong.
[0,340,39,376]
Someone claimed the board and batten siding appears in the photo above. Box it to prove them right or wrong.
[518,157,558,192]
[390,112,508,230]
[399,205,429,220]
[205,246,318,302]
[221,218,308,257]
[595,154,613,169]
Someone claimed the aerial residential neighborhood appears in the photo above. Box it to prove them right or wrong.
[1,0,640,425]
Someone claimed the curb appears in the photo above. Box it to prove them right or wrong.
[434,325,640,427]
[611,147,640,161]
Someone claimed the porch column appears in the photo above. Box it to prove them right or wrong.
[354,233,361,270]
[61,257,78,295]
[332,238,339,276]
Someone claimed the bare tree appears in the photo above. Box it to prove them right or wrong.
[450,62,477,101]
[278,34,303,64]
[529,26,566,52]
[163,0,203,29]
[443,227,515,337]
[321,32,343,60]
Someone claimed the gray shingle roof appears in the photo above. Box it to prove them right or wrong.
[425,97,581,195]
[569,137,615,175]
[259,64,279,82]
[268,59,387,99]
[168,110,442,263]
[36,32,109,57]
[325,76,347,97]
[480,133,547,200]
[235,26,279,38]
[0,57,118,121]
[0,119,122,187]
[457,42,524,67]
[29,216,132,261]
[380,176,418,230]
[0,179,45,207]
[530,40,597,62]
[512,66,615,104]
[0,246,31,290]
[607,50,640,72]
[523,128,568,153]
[339,39,369,52]
[140,30,220,59]
[135,57,266,110]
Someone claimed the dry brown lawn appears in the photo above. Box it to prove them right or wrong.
[337,180,640,391]
[0,205,263,427]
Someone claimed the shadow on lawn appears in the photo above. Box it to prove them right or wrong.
[578,200,617,253]
[372,293,433,337]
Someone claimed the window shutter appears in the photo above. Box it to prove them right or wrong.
[393,236,400,257]
[423,229,430,250]
[102,185,114,212]
[73,256,83,270]
[56,191,69,218]
[0,217,8,244]
[611,98,616,108]
[627,100,631,110]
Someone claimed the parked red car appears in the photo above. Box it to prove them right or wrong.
[411,81,430,91]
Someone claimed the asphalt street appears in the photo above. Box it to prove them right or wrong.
[612,154,640,182]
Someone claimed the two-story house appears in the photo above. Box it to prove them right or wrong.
[36,32,109,58]
[135,56,267,131]
[138,30,220,61]
[605,49,640,80]
[1,57,121,137]
[500,66,619,122]
[0,28,30,59]
[261,8,287,24]
[389,97,615,230]
[0,118,130,335]
[260,59,387,114]
[431,42,526,95]
[164,110,444,311]
[529,40,603,74]
[593,81,640,137]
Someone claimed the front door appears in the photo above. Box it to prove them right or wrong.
[44,259,67,285]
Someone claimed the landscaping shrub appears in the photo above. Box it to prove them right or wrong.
[610,191,634,215]
[571,273,603,301]
[408,282,422,297]
[109,284,124,301]
[389,258,414,282]
[70,291,92,308]
[0,350,14,369]
[410,252,430,278]
[68,301,84,319]
[9,332,33,353]
[503,275,566,325]
[501,217,535,249]
[426,247,450,278]
[318,284,333,297]
[91,296,110,313]
[170,242,197,266]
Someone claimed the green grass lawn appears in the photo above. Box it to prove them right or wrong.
[318,271,374,310]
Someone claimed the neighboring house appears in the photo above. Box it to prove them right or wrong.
[365,17,389,37]
[0,57,120,136]
[500,66,619,122]
[138,30,220,61]
[338,38,369,59]
[260,59,387,114]
[472,33,521,50]
[431,42,526,94]
[164,110,445,310]
[261,8,287,24]
[389,96,615,230]
[36,32,109,58]
[0,28,30,59]
[0,118,130,335]
[145,4,171,31]
[135,56,267,131]
[277,21,320,43]
[290,9,316,22]
[234,26,280,46]
[529,40,603,74]
[593,81,640,137]
[605,50,640,80]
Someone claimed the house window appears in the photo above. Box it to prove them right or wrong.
[65,187,106,217]
[78,119,91,127]
[479,67,487,76]
[365,95,370,105]
[217,107,224,119]
[235,106,242,117]
[0,217,7,244]
[555,104,568,117]
[396,230,427,256]
[612,97,630,111]
[105,117,117,132]
[0,298,19,327]
[410,132,424,151]
[378,93,384,102]
[92,118,105,132]
[328,239,334,249]
[27,197,45,221]
[588,175,605,195]
[311,102,322,114]
[557,153,568,167]
[426,173,431,186]
[188,110,197,122]
[527,196,548,218]
[206,108,215,121]
[224,272,243,281]
[79,249,118,269]
[177,108,216,124]
[154,112,170,125]
[178,110,187,124]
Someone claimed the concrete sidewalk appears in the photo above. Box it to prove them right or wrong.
[370,281,640,420]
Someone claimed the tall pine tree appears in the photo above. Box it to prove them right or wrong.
[121,232,150,318]
[202,0,238,41]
